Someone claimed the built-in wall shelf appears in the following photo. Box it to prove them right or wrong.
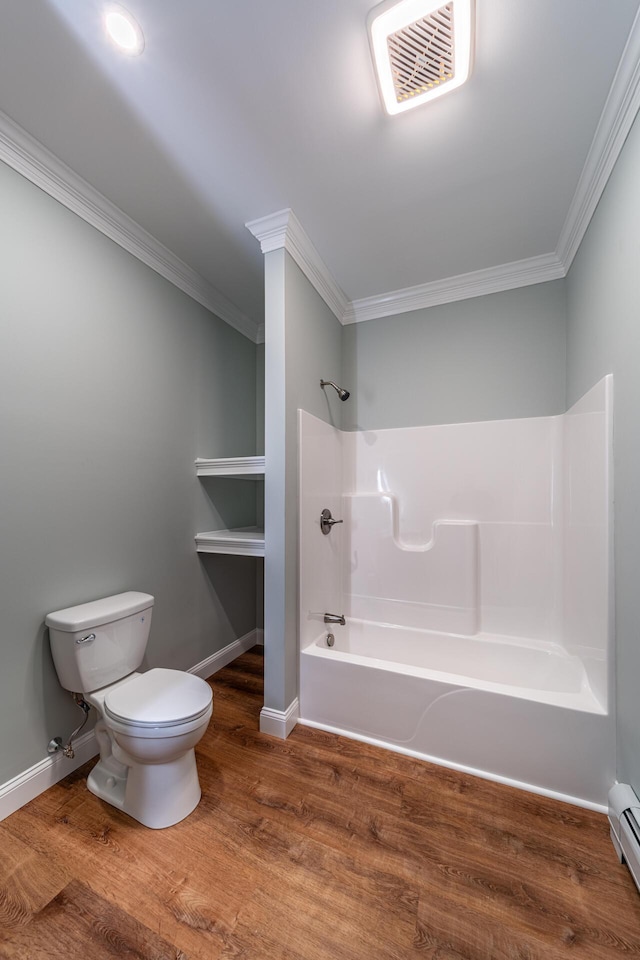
[195,526,265,557]
[195,456,265,478]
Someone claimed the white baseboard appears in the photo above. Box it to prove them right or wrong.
[0,729,98,823]
[255,628,264,646]
[188,628,261,679]
[297,717,608,814]
[260,698,299,739]
[0,629,262,823]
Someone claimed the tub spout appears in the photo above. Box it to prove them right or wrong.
[324,613,345,626]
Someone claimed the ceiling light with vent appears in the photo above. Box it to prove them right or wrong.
[368,0,475,115]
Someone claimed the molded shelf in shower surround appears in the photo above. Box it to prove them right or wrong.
[195,527,265,557]
[195,456,265,478]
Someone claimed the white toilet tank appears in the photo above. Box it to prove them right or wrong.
[46,592,154,693]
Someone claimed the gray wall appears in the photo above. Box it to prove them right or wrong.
[256,342,265,457]
[263,249,343,712]
[342,281,567,431]
[566,109,640,792]
[255,343,265,630]
[0,159,258,784]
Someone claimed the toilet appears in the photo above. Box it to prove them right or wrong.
[45,591,213,829]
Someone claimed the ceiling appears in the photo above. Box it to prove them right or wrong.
[0,0,639,337]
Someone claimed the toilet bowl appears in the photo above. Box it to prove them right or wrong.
[86,667,213,828]
[46,592,213,829]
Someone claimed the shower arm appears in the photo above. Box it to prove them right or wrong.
[320,380,350,401]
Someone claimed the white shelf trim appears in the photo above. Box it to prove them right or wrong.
[195,456,265,478]
[195,526,265,557]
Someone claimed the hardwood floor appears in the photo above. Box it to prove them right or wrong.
[1,646,640,959]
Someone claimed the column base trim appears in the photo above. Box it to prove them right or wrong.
[260,698,299,739]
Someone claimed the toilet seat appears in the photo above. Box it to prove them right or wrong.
[104,667,212,728]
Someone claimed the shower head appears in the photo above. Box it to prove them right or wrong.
[320,379,350,402]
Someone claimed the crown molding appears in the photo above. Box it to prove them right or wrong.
[246,208,349,322]
[245,208,293,253]
[248,12,640,330]
[557,6,640,270]
[343,253,565,324]
[246,215,566,327]
[0,110,261,343]
[8,0,631,347]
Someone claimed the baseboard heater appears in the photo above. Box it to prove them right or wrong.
[609,783,640,893]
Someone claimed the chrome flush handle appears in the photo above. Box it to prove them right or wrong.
[75,633,96,645]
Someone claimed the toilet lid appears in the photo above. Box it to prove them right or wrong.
[104,668,212,727]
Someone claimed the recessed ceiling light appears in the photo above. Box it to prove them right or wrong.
[368,0,475,115]
[104,5,145,55]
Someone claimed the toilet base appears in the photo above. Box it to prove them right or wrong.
[87,748,202,829]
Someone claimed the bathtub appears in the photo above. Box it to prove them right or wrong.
[299,619,614,809]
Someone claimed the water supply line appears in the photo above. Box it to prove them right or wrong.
[47,694,91,759]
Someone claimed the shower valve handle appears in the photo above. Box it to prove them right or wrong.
[320,508,343,535]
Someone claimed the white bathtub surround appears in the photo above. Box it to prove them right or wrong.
[342,411,563,644]
[300,623,610,807]
[305,622,602,711]
[562,375,613,709]
[344,496,479,633]
[298,375,614,806]
[298,411,344,653]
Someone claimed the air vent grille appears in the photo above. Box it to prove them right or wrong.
[387,3,455,104]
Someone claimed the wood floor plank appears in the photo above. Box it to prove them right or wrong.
[201,725,609,929]
[197,750,635,958]
[6,791,254,959]
[1,646,639,960]
[0,879,188,959]
[0,828,70,928]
